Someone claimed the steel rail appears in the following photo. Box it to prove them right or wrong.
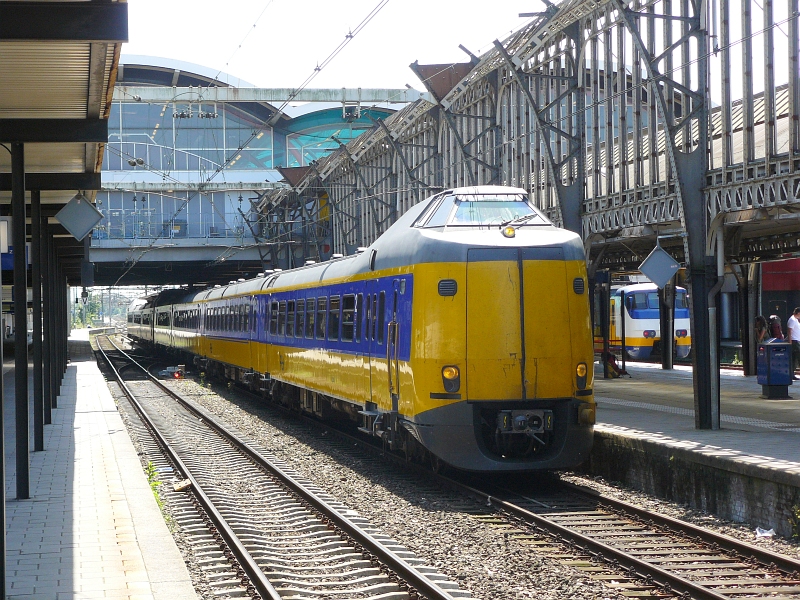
[442,478,732,600]
[95,340,283,600]
[102,335,458,600]
[558,479,800,577]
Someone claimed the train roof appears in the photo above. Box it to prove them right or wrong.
[168,186,585,303]
[612,282,686,293]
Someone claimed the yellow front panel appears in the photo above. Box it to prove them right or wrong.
[466,257,522,400]
[405,263,466,415]
[565,261,594,396]
[523,260,585,398]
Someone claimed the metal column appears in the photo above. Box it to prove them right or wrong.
[11,142,29,499]
[31,190,43,451]
[41,221,51,425]
[659,283,675,370]
[48,233,59,408]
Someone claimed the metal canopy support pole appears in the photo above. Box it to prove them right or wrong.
[31,191,43,451]
[59,269,66,384]
[48,233,58,409]
[11,142,29,500]
[54,256,61,405]
[659,283,675,369]
[41,222,51,426]
[603,278,611,379]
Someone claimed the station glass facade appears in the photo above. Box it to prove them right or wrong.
[94,62,391,246]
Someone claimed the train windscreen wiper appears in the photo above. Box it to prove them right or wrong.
[500,213,538,227]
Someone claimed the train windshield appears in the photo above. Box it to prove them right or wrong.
[416,193,548,228]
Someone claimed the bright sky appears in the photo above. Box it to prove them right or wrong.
[123,0,536,90]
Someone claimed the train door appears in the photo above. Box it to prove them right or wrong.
[520,247,573,399]
[368,285,390,409]
[466,249,523,400]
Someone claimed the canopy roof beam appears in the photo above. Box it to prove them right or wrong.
[0,2,128,42]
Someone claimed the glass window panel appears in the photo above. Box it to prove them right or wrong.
[305,299,315,338]
[278,301,286,335]
[316,297,327,339]
[296,300,305,338]
[328,296,340,341]
[286,300,295,337]
[341,295,355,342]
[377,293,385,345]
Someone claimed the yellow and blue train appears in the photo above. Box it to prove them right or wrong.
[127,185,596,472]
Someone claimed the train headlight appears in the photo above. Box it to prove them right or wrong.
[676,329,687,338]
[502,226,516,238]
[643,330,657,339]
[442,366,460,393]
[576,362,588,390]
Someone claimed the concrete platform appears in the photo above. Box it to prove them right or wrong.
[589,361,800,537]
[4,329,198,600]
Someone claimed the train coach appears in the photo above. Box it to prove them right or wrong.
[128,185,596,473]
[594,282,692,361]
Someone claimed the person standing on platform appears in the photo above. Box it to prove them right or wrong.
[755,315,768,344]
[787,307,800,380]
[769,315,784,340]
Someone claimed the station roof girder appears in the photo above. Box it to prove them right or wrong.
[0,173,101,192]
[0,2,128,43]
[0,119,109,144]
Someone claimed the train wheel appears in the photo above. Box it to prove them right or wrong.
[430,453,445,474]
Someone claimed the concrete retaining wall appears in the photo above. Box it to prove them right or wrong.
[585,428,800,537]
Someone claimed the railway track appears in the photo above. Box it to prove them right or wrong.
[154,353,800,600]
[95,335,473,600]
[454,479,800,599]
[104,335,800,599]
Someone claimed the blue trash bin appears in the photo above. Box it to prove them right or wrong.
[757,340,792,398]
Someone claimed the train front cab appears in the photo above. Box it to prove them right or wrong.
[407,245,595,472]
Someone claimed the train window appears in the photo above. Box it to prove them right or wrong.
[296,300,305,337]
[269,301,278,335]
[244,303,249,332]
[423,195,456,227]
[341,295,355,342]
[328,296,341,341]
[305,298,315,338]
[365,295,372,341]
[377,292,385,345]
[287,300,296,337]
[627,293,648,310]
[413,194,446,227]
[676,292,688,309]
[647,292,659,309]
[449,195,546,227]
[278,301,287,336]
[355,294,363,342]
[371,294,378,341]
[316,297,327,339]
